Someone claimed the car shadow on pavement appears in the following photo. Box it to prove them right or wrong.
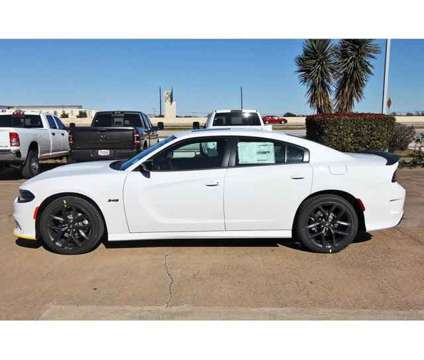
[14,232,373,253]
[104,232,373,252]
[0,162,65,181]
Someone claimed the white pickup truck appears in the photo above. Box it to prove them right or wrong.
[196,109,272,130]
[0,110,70,178]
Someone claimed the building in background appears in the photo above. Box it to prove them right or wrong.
[0,104,95,121]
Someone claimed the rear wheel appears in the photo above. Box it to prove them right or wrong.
[22,149,40,178]
[294,194,358,253]
[39,196,105,254]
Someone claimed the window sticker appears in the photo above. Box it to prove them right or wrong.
[238,142,275,164]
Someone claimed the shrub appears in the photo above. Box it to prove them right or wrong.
[77,110,88,118]
[389,123,416,151]
[306,113,396,152]
[60,111,69,118]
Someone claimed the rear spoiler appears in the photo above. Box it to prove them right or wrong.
[360,151,400,165]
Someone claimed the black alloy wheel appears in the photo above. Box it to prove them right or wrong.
[39,196,104,254]
[295,195,359,253]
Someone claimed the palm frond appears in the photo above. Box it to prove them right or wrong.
[334,39,380,112]
[295,39,336,113]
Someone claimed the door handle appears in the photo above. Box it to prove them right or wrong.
[205,181,219,187]
[61,133,65,136]
[52,132,56,136]
[290,176,304,180]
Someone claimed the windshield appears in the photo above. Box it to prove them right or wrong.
[0,114,43,128]
[119,135,176,170]
[213,112,261,126]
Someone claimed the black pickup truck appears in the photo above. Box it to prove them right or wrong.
[69,111,163,162]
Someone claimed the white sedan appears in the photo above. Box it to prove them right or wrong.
[13,128,405,254]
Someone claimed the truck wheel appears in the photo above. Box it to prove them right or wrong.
[22,149,40,179]
[39,196,105,255]
[294,194,358,253]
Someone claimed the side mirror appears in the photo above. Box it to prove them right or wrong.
[70,122,76,128]
[140,160,152,178]
[192,121,200,130]
[157,122,164,130]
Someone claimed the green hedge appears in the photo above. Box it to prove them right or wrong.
[306,113,396,152]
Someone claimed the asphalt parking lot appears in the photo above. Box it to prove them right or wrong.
[1,165,424,320]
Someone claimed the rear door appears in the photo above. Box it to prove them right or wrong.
[224,136,313,231]
[46,115,61,154]
[54,116,69,152]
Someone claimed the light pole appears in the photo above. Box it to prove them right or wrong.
[159,87,162,116]
[240,86,243,110]
[382,39,391,114]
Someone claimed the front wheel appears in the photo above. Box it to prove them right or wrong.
[294,195,358,253]
[39,196,105,254]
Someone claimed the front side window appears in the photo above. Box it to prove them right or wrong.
[54,116,66,130]
[235,137,308,166]
[148,137,227,171]
[47,115,57,129]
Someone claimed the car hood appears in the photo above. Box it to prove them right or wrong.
[24,161,118,185]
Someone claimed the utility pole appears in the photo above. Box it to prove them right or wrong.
[240,86,243,110]
[159,87,162,116]
[382,39,391,114]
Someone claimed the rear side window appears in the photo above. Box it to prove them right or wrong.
[0,115,43,128]
[47,115,57,129]
[235,137,308,166]
[92,113,143,127]
[213,111,261,126]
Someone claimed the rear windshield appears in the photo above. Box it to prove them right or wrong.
[213,112,261,126]
[0,115,43,128]
[92,113,143,127]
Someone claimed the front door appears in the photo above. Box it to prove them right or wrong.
[224,136,313,231]
[123,136,229,233]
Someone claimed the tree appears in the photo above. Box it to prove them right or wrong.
[334,39,380,112]
[295,39,336,113]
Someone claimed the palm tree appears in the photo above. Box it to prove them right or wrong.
[334,39,380,112]
[295,39,336,113]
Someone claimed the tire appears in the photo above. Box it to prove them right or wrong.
[280,120,286,124]
[39,196,105,255]
[143,141,148,150]
[22,148,40,179]
[294,194,358,253]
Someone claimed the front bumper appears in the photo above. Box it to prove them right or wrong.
[13,197,37,240]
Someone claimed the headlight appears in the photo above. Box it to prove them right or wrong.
[17,189,35,203]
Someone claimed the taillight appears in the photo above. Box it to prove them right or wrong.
[392,170,398,183]
[356,198,365,212]
[9,132,20,147]
[68,133,73,146]
[133,131,141,148]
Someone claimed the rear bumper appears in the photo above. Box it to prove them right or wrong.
[0,149,23,163]
[364,182,406,232]
[70,149,138,162]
